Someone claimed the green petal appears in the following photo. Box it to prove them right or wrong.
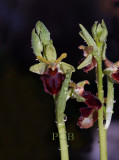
[45,44,57,62]
[77,54,92,69]
[60,62,75,74]
[29,63,47,74]
[36,21,50,45]
[79,24,97,49]
[31,29,43,56]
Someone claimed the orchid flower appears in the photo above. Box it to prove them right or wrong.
[30,21,75,95]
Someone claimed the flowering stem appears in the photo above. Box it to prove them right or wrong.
[97,60,107,160]
[54,72,72,160]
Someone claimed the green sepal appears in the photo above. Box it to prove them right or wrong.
[29,63,47,74]
[60,62,75,74]
[79,24,97,49]
[77,80,90,87]
[36,21,50,45]
[77,54,92,69]
[31,29,43,56]
[45,44,57,62]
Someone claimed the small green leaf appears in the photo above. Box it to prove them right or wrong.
[60,62,75,74]
[36,21,50,45]
[29,63,47,74]
[79,24,97,49]
[77,54,92,69]
[31,29,43,56]
[45,44,57,62]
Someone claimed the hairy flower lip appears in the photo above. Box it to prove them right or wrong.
[40,67,65,95]
[77,107,98,129]
[82,91,102,109]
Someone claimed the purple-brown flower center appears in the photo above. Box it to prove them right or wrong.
[40,67,65,95]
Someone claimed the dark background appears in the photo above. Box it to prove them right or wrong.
[0,0,119,159]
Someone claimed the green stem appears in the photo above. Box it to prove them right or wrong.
[97,61,107,160]
[56,114,69,160]
[54,73,72,160]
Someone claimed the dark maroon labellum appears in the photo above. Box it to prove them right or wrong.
[82,91,102,109]
[80,108,93,117]
[40,68,65,95]
[112,68,119,83]
[77,108,98,129]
